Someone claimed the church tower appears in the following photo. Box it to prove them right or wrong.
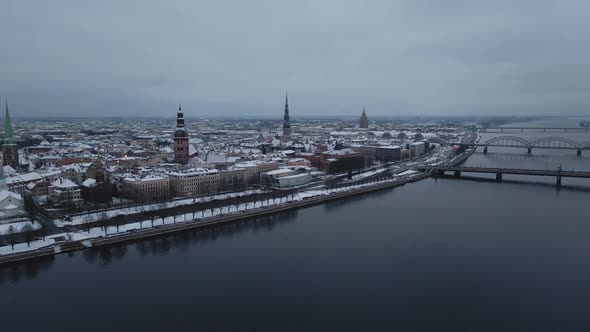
[282,92,291,142]
[359,106,369,129]
[173,103,189,164]
[3,101,19,169]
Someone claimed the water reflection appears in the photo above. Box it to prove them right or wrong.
[0,257,55,286]
[323,189,393,212]
[436,175,590,192]
[0,208,302,282]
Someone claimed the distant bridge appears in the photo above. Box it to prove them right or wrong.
[421,165,590,187]
[482,127,589,133]
[455,136,590,156]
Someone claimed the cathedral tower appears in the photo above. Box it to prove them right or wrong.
[173,103,189,164]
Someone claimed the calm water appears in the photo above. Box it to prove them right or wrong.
[2,119,590,331]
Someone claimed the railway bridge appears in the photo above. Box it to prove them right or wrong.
[453,136,590,156]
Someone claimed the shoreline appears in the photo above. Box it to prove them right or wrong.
[0,145,476,266]
[0,173,430,266]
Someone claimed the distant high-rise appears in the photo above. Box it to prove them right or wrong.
[173,103,189,164]
[359,107,369,129]
[3,101,19,169]
[282,92,291,141]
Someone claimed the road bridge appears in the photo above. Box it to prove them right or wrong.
[421,165,590,187]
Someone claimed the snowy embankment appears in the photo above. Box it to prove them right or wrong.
[1,176,411,257]
[0,220,41,235]
[348,168,389,181]
[395,170,419,177]
[55,189,265,227]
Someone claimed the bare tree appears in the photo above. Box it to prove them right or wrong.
[21,224,36,247]
[150,213,157,227]
[5,225,17,249]
[83,214,93,233]
[137,206,146,229]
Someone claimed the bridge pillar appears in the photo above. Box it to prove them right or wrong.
[484,146,488,154]
[527,147,532,154]
[556,175,562,187]
[454,171,461,177]
[496,173,502,182]
[577,149,582,156]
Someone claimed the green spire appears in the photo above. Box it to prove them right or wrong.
[4,101,15,145]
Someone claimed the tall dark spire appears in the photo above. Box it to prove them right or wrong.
[282,92,292,142]
[283,92,290,128]
[4,100,15,145]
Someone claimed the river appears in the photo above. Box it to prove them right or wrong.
[2,118,590,331]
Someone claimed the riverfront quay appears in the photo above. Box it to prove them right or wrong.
[0,172,431,265]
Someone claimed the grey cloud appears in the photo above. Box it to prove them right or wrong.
[1,0,589,118]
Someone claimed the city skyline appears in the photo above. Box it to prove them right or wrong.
[3,0,590,117]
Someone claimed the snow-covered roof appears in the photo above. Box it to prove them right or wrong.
[82,178,97,188]
[0,190,22,201]
[51,178,79,188]
[3,165,16,175]
[167,168,219,177]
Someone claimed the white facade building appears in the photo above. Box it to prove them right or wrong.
[168,168,220,197]
[410,142,425,157]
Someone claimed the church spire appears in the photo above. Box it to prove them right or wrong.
[282,92,292,142]
[283,92,290,127]
[4,101,15,145]
[176,101,184,129]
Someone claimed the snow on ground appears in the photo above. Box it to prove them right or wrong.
[0,220,42,235]
[55,189,265,227]
[349,168,388,181]
[1,177,408,256]
[395,170,419,176]
[0,237,55,255]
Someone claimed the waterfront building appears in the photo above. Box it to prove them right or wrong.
[219,168,247,192]
[359,107,369,129]
[3,101,19,170]
[48,177,82,206]
[234,161,280,184]
[261,167,312,188]
[173,104,189,164]
[357,145,401,163]
[122,175,170,202]
[168,168,220,197]
[321,149,365,174]
[410,142,426,157]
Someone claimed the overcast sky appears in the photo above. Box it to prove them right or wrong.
[2,0,590,118]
